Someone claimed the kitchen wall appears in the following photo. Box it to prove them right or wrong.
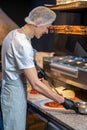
[0,8,18,67]
[0,8,18,45]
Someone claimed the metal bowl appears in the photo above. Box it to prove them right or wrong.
[77,102,87,114]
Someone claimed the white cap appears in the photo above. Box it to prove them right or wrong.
[24,6,56,27]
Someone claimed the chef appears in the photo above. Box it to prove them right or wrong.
[1,6,78,130]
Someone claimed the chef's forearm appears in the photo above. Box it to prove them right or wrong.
[32,79,64,104]
[23,67,64,103]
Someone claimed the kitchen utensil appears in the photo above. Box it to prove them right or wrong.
[47,79,62,95]
[77,102,87,114]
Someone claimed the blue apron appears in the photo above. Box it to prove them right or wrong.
[1,75,27,130]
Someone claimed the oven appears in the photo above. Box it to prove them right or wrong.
[43,54,87,102]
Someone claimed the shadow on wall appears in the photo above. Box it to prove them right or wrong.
[32,33,56,52]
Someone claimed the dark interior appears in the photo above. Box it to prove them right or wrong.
[0,0,87,56]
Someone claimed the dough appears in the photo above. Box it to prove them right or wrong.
[61,90,75,98]
[52,87,75,98]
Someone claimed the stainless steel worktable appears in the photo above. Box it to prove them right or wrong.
[27,94,87,130]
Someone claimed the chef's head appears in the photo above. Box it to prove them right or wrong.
[24,6,56,27]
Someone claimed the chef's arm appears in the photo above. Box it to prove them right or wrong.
[23,67,64,104]
[23,67,79,113]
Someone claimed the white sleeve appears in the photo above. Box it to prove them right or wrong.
[12,36,35,69]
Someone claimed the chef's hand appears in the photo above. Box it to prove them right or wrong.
[61,98,79,113]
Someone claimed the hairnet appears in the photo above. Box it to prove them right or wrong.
[24,6,56,27]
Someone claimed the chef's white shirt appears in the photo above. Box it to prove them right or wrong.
[2,29,35,80]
